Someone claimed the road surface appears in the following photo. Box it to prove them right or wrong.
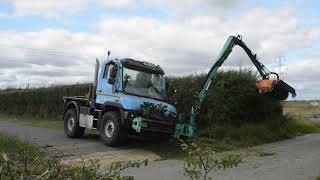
[0,121,161,162]
[1,120,320,180]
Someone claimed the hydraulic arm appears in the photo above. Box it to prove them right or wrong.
[174,35,296,139]
[194,35,296,113]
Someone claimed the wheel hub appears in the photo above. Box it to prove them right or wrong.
[105,122,115,138]
[67,117,75,131]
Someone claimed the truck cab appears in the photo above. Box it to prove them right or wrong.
[96,58,176,113]
[63,58,177,146]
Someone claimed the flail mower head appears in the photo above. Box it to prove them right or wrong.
[256,72,296,100]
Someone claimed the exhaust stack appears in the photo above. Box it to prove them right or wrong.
[92,58,100,101]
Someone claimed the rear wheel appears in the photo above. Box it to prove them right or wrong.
[64,108,84,138]
[100,111,128,146]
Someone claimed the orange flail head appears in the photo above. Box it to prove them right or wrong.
[256,80,277,92]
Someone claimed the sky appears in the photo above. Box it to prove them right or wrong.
[0,0,319,100]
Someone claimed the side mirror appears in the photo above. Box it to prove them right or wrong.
[109,66,118,79]
[108,66,118,84]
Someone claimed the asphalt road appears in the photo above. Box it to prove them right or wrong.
[125,134,320,180]
[0,121,161,162]
[0,121,113,155]
[1,120,320,180]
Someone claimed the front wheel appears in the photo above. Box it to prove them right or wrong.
[100,111,128,146]
[64,108,84,138]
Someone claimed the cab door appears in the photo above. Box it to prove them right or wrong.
[97,62,116,95]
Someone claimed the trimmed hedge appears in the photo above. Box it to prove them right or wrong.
[0,84,90,119]
[168,71,283,128]
[0,71,282,128]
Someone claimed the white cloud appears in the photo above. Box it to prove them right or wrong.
[95,8,318,71]
[98,0,136,8]
[143,0,244,17]
[306,50,320,59]
[283,59,320,100]
[1,0,245,19]
[10,0,89,18]
[0,12,8,18]
[0,7,319,100]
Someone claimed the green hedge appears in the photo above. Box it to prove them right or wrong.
[0,84,90,119]
[167,71,282,128]
[0,71,282,127]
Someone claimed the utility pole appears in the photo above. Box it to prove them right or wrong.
[276,56,286,80]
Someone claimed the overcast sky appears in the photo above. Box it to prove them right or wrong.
[0,0,319,100]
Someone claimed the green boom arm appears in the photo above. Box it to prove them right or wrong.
[174,35,296,139]
[192,35,272,116]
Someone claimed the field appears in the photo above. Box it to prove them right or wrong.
[283,101,320,118]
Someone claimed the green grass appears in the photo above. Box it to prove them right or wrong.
[144,113,320,159]
[0,114,62,129]
[198,114,320,148]
[0,133,147,179]
[283,101,320,117]
[0,133,42,162]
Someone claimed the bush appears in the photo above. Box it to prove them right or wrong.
[181,140,241,180]
[0,152,147,180]
[0,133,147,180]
[168,70,283,128]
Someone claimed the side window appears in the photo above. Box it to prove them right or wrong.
[103,64,114,79]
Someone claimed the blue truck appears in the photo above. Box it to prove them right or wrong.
[63,57,178,146]
[63,35,296,146]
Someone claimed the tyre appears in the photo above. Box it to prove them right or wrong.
[100,111,128,146]
[64,108,85,138]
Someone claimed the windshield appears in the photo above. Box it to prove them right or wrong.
[123,67,166,100]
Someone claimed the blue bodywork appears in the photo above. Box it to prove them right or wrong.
[95,59,177,115]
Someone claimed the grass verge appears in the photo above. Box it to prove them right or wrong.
[0,133,148,179]
[0,133,43,162]
[141,113,320,160]
[198,114,320,148]
[0,114,62,129]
